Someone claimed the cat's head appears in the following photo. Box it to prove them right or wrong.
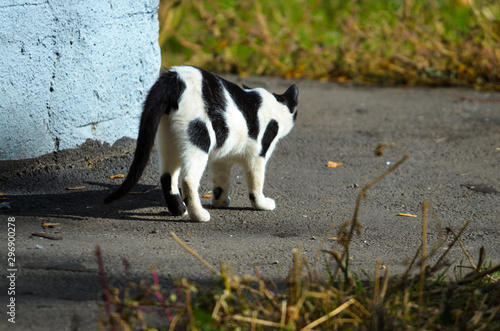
[274,84,299,121]
[272,85,299,139]
[243,83,299,123]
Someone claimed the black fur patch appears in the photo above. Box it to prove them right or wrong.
[249,193,256,203]
[293,111,298,122]
[188,119,211,153]
[161,173,186,216]
[199,68,229,148]
[213,187,223,200]
[260,119,279,157]
[148,70,186,115]
[221,78,261,140]
[273,84,299,114]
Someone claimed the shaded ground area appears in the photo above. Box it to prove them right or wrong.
[1,76,499,330]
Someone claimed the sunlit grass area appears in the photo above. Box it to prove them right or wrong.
[158,0,500,89]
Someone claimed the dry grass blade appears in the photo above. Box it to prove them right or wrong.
[280,300,287,327]
[458,264,500,286]
[431,220,471,273]
[448,226,477,270]
[380,267,390,304]
[374,259,381,304]
[170,232,222,277]
[334,143,408,281]
[313,220,337,280]
[419,200,429,314]
[231,315,283,328]
[302,298,368,330]
[182,278,197,331]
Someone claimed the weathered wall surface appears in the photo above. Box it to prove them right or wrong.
[0,0,160,160]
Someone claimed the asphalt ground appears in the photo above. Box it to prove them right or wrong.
[1,75,499,330]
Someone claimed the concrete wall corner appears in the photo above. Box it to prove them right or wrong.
[0,0,161,160]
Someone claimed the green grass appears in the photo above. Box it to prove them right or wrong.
[96,144,500,330]
[158,0,500,89]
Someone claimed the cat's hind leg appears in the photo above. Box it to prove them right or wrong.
[210,161,231,208]
[181,151,211,222]
[244,157,275,210]
[157,116,187,216]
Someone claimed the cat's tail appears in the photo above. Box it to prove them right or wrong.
[104,70,184,204]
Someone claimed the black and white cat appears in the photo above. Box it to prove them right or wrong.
[104,65,299,222]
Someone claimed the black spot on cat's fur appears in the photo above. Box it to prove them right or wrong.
[198,67,261,142]
[188,119,211,153]
[221,78,261,140]
[241,83,251,89]
[150,70,186,115]
[161,173,186,215]
[273,84,299,114]
[213,187,223,200]
[293,111,298,122]
[249,193,256,203]
[199,68,229,148]
[260,120,279,157]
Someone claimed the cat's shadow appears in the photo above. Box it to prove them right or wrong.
[2,181,197,223]
[3,181,257,223]
[207,205,255,212]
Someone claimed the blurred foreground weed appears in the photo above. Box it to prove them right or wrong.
[159,0,500,89]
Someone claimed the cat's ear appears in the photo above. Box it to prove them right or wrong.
[241,83,252,90]
[283,84,299,105]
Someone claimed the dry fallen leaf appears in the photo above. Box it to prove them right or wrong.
[203,194,212,198]
[327,161,343,168]
[67,186,86,190]
[397,213,417,218]
[109,174,125,179]
[42,222,60,227]
[0,193,8,196]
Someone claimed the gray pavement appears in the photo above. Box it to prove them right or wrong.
[1,76,499,330]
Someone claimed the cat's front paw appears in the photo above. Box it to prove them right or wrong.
[188,208,211,222]
[250,195,276,211]
[211,196,231,208]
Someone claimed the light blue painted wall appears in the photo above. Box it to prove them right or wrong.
[0,0,161,160]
